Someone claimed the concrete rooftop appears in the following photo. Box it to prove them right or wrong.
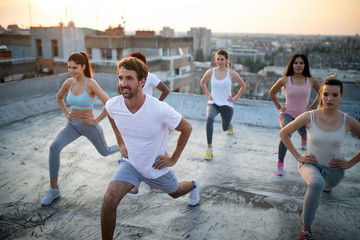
[0,76,359,240]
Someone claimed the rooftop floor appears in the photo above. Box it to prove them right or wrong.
[0,107,359,240]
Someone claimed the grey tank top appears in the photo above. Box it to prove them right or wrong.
[307,110,347,166]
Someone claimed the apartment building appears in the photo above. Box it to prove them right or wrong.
[82,33,194,92]
[188,27,211,61]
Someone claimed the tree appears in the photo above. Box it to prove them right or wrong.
[195,49,204,62]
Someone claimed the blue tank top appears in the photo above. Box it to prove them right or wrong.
[67,78,95,110]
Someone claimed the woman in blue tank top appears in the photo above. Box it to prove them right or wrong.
[279,76,360,240]
[200,49,246,160]
[41,52,119,206]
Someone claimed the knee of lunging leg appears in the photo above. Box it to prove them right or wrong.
[309,180,325,192]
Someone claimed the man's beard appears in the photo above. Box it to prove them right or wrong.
[118,82,141,99]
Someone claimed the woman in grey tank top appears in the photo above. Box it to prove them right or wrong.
[279,76,360,240]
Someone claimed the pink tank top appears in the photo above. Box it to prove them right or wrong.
[284,76,311,118]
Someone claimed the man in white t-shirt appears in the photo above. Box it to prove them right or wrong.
[129,51,169,101]
[101,57,199,240]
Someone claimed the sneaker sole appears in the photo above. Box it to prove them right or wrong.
[188,202,199,207]
[41,194,60,206]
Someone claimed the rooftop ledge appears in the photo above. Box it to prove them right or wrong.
[0,74,359,239]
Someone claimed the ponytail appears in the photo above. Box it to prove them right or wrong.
[68,52,93,78]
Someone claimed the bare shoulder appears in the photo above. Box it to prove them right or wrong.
[309,77,320,86]
[62,78,74,88]
[229,68,240,76]
[296,111,312,127]
[278,76,288,84]
[64,78,73,84]
[271,76,287,89]
[345,114,360,130]
[205,68,213,75]
[87,78,101,88]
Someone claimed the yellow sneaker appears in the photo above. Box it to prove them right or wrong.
[227,124,234,135]
[204,148,213,160]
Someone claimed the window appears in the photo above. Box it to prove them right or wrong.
[36,39,42,57]
[101,49,112,60]
[86,48,92,59]
[51,39,58,57]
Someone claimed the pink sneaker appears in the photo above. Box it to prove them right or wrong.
[276,163,284,176]
[301,230,313,240]
[301,138,307,150]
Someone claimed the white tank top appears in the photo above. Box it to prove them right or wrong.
[208,68,233,107]
[307,111,347,166]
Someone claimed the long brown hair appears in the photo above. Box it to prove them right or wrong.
[284,53,311,77]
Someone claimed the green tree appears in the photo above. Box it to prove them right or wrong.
[195,49,204,62]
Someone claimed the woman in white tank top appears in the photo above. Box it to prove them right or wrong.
[200,49,246,160]
[279,76,360,240]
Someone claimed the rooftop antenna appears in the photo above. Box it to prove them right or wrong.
[95,2,98,30]
[121,7,126,28]
[28,0,32,27]
[65,6,68,25]
[70,3,73,22]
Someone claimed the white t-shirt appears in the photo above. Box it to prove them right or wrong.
[106,95,182,179]
[143,72,160,96]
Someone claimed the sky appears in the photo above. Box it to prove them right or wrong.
[0,0,359,35]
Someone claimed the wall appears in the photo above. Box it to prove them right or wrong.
[0,73,359,126]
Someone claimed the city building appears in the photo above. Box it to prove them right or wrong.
[160,27,175,38]
[187,27,211,61]
[82,34,194,93]
[228,46,266,64]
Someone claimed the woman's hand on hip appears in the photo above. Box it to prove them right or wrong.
[80,115,97,125]
[66,113,73,121]
[329,157,351,169]
[296,153,318,164]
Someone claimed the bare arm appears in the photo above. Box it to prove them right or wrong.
[228,70,246,102]
[82,80,110,125]
[309,77,321,109]
[279,112,317,164]
[330,116,360,169]
[156,81,170,101]
[108,115,127,158]
[56,79,72,121]
[269,77,287,111]
[200,69,213,100]
[153,117,192,169]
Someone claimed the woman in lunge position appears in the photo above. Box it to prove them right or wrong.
[280,76,360,240]
[41,52,119,206]
[200,49,246,160]
[269,53,320,176]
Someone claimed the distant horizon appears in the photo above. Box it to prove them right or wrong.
[3,25,358,38]
[1,0,359,36]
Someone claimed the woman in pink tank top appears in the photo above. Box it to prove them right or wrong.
[279,76,360,240]
[269,54,320,176]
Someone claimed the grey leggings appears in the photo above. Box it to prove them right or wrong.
[49,120,119,179]
[206,103,233,145]
[278,113,307,163]
[298,163,344,226]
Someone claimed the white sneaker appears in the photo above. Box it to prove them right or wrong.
[188,180,200,206]
[41,187,60,206]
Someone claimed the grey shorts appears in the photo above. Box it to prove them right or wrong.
[111,159,179,194]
